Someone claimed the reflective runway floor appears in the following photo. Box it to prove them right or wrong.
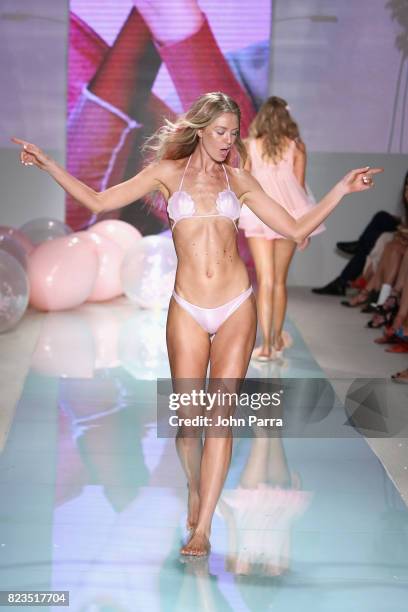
[1,301,408,611]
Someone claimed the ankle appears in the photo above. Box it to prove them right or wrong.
[193,525,211,539]
[273,335,283,349]
[377,283,392,306]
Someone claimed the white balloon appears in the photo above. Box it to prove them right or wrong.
[121,236,177,309]
[0,250,29,333]
[20,217,72,246]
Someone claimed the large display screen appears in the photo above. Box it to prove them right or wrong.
[67,0,272,231]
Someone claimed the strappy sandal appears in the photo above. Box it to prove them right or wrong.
[367,295,399,329]
[342,288,379,308]
[341,288,370,308]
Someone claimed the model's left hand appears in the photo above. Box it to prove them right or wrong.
[297,237,310,251]
[341,167,383,194]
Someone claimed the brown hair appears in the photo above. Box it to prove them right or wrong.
[249,96,301,162]
[144,92,246,165]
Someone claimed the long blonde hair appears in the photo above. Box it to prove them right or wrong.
[249,96,300,162]
[144,92,247,165]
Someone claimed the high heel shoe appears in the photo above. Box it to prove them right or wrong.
[341,288,374,308]
[366,295,399,329]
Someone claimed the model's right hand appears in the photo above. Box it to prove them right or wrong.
[11,137,50,171]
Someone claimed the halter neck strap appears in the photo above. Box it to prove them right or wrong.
[221,163,230,190]
[179,155,192,190]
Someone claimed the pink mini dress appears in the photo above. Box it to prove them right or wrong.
[239,139,325,240]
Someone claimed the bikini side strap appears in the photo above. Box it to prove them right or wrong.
[179,155,192,190]
[222,163,230,190]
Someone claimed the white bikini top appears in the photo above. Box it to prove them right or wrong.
[167,156,241,231]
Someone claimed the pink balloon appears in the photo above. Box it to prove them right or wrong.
[90,220,142,255]
[28,234,99,311]
[78,231,124,302]
[0,226,33,255]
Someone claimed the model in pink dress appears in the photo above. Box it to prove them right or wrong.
[240,139,324,240]
[239,96,325,360]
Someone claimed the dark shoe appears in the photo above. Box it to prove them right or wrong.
[366,296,399,329]
[361,303,378,313]
[336,241,359,255]
[312,278,346,296]
[359,290,380,312]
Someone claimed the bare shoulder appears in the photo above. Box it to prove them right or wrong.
[227,166,259,199]
[294,139,306,154]
[228,166,256,183]
[145,158,180,178]
[143,158,185,198]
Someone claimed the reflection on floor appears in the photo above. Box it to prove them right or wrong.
[0,299,408,611]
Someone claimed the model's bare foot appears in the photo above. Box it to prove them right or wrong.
[281,330,293,348]
[274,336,285,352]
[273,331,293,355]
[180,530,211,556]
[186,487,200,531]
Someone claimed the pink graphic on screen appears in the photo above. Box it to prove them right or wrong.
[66,0,271,232]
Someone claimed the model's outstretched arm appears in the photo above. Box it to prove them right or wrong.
[12,138,166,214]
[238,167,383,243]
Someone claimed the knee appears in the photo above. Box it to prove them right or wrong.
[372,211,396,225]
[385,240,399,255]
[273,278,287,289]
[258,276,274,291]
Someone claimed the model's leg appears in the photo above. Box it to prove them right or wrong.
[368,241,405,308]
[393,255,408,329]
[180,292,257,555]
[395,248,408,293]
[247,237,275,357]
[382,241,406,286]
[166,298,211,531]
[272,239,297,352]
[367,240,398,290]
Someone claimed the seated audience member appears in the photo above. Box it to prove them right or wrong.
[312,171,408,296]
[341,226,408,314]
